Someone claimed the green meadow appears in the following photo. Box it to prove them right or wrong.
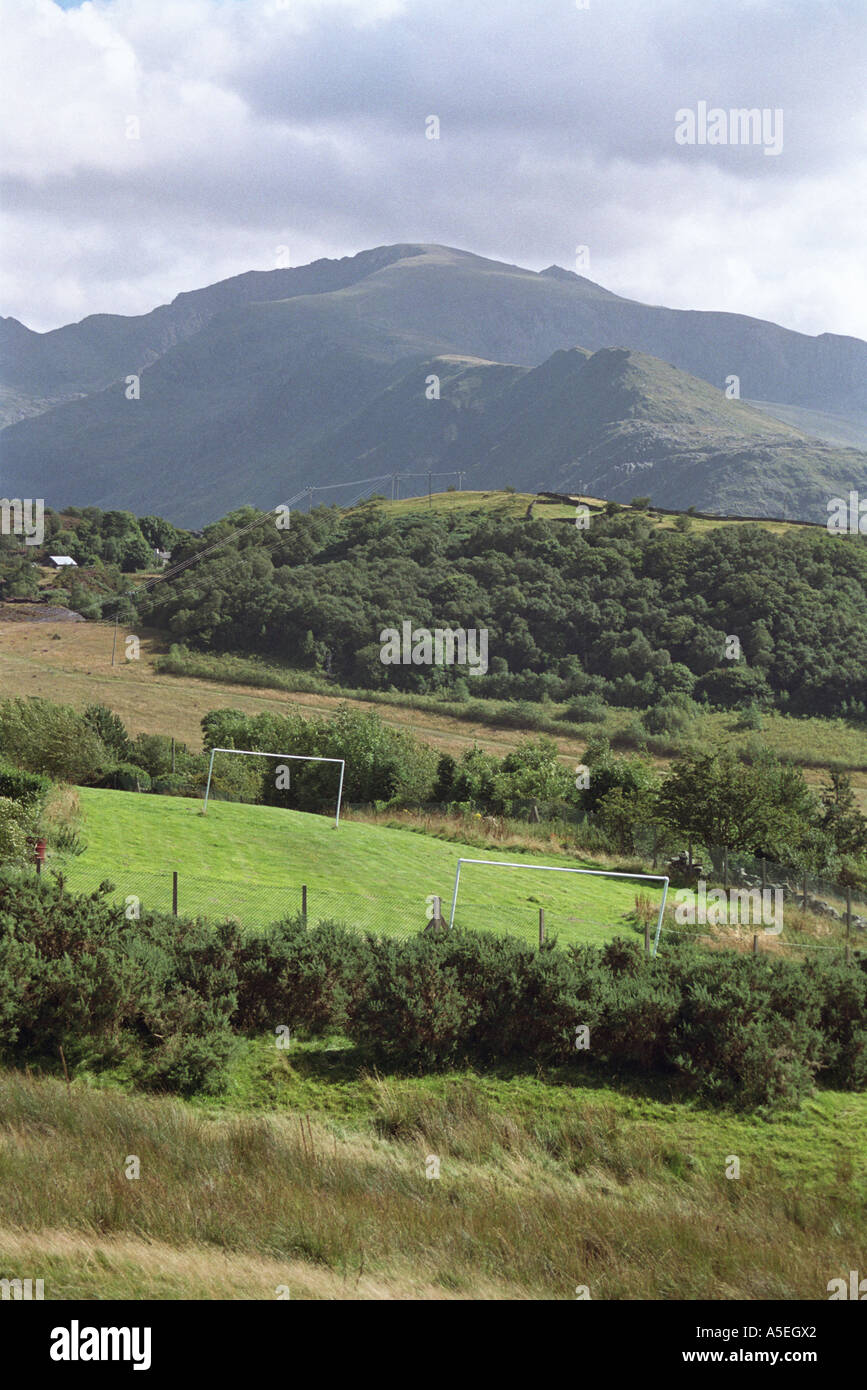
[62,786,657,945]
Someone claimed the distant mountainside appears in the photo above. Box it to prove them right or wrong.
[1,243,865,524]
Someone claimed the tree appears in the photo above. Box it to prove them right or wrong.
[83,704,132,762]
[820,772,867,857]
[656,748,818,871]
[139,515,180,552]
[595,783,657,854]
[580,737,657,816]
[492,736,573,809]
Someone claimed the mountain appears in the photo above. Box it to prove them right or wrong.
[1,243,865,524]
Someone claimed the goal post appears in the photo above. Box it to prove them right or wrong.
[448,857,670,956]
[202,747,346,828]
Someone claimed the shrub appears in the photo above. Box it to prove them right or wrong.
[0,697,109,782]
[95,763,152,792]
[0,871,863,1110]
[560,697,607,724]
[0,871,237,1094]
[0,798,33,866]
[641,701,695,737]
[0,761,50,810]
[235,917,372,1036]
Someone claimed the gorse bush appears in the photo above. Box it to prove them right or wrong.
[1,870,864,1109]
[0,870,238,1094]
[235,917,370,1036]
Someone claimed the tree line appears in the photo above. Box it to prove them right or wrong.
[136,503,867,719]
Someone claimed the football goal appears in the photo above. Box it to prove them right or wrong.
[448,857,670,956]
[202,747,346,828]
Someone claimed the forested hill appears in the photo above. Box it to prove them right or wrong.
[137,503,867,719]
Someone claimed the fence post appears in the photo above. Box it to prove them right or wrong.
[538,907,545,948]
[752,933,759,956]
[644,919,651,959]
[172,870,178,917]
[301,883,308,926]
[846,886,852,965]
[761,858,766,893]
[802,872,808,913]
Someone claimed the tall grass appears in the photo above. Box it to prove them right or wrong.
[0,1068,862,1300]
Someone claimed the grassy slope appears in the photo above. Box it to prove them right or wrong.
[1,606,865,804]
[0,1055,863,1300]
[63,787,650,944]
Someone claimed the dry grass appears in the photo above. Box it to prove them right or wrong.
[0,621,588,760]
[0,1068,862,1301]
[3,621,864,812]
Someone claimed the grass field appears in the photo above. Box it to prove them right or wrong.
[2,616,865,807]
[1,1052,863,1299]
[381,490,821,536]
[61,786,654,945]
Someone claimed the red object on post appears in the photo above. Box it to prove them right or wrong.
[34,839,46,874]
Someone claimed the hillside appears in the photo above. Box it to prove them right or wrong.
[3,1065,863,1300]
[62,786,647,945]
[1,244,866,525]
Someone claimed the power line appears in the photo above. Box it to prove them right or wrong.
[98,465,470,622]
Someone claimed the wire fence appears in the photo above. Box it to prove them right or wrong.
[53,860,866,962]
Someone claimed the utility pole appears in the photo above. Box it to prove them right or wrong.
[457,471,465,491]
[428,470,432,507]
[391,473,396,502]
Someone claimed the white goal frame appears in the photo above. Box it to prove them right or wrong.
[448,857,670,956]
[202,747,346,827]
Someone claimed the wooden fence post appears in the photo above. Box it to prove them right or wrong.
[301,883,308,926]
[172,870,178,917]
[846,886,852,965]
[539,908,545,949]
[752,933,759,956]
[644,919,651,959]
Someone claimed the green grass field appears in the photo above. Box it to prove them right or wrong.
[61,786,656,945]
[1,1050,863,1299]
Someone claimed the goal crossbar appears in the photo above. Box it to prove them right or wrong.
[448,857,670,956]
[203,747,346,827]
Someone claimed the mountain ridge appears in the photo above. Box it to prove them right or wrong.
[1,243,865,524]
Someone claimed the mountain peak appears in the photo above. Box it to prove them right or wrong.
[539,265,578,280]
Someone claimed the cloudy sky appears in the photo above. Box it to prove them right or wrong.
[2,0,865,337]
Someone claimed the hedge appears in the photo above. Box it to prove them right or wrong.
[0,869,864,1109]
